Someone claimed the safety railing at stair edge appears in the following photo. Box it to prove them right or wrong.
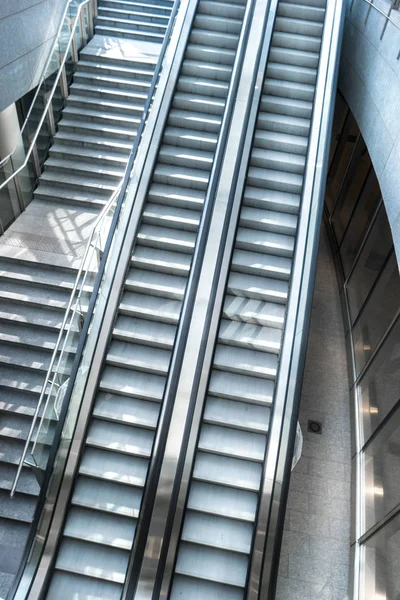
[349,0,400,58]
[0,0,97,231]
[10,0,183,498]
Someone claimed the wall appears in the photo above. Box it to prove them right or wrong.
[0,0,68,112]
[338,0,400,263]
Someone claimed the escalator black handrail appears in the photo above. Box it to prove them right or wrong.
[246,1,347,598]
[120,0,264,596]
[7,2,183,598]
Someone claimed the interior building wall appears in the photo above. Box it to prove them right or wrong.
[0,0,68,113]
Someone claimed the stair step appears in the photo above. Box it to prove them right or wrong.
[275,15,324,38]
[227,271,288,304]
[258,112,310,136]
[272,30,322,53]
[119,291,181,324]
[261,94,312,119]
[204,396,270,434]
[188,480,258,522]
[232,248,291,281]
[213,345,277,380]
[250,147,305,173]
[72,475,142,518]
[247,165,303,195]
[95,24,164,43]
[269,45,319,69]
[223,295,286,329]
[93,392,159,429]
[64,505,135,550]
[209,370,274,406]
[132,245,192,277]
[218,317,282,354]
[267,61,317,85]
[264,78,315,102]
[125,268,186,301]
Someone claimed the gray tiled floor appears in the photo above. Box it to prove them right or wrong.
[276,225,351,600]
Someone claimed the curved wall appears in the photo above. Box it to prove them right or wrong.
[338,0,400,263]
[0,0,68,113]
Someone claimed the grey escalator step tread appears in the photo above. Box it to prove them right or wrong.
[188,480,258,522]
[137,223,196,253]
[172,93,225,117]
[209,370,274,405]
[164,126,217,152]
[64,505,136,550]
[54,129,132,152]
[55,538,129,583]
[0,488,36,522]
[71,82,148,102]
[177,75,229,99]
[269,45,319,69]
[190,28,239,50]
[232,247,291,281]
[239,205,297,235]
[271,30,322,52]
[182,59,232,82]
[218,317,282,353]
[44,156,124,180]
[50,143,128,167]
[204,396,270,433]
[214,345,278,380]
[153,163,209,191]
[275,15,324,37]
[198,423,267,462]
[168,108,222,132]
[258,112,310,136]
[0,365,45,396]
[186,43,236,66]
[175,543,247,588]
[106,339,170,375]
[264,77,315,102]
[247,165,303,195]
[277,1,325,22]
[113,313,176,348]
[93,392,159,429]
[100,365,165,402]
[159,144,214,171]
[194,13,242,35]
[171,575,243,600]
[34,184,107,208]
[194,452,262,492]
[86,418,154,457]
[0,321,57,351]
[72,475,143,518]
[77,59,155,80]
[244,185,300,214]
[80,446,148,488]
[132,245,191,277]
[119,291,181,324]
[58,117,136,140]
[228,271,288,304]
[95,24,164,42]
[46,570,122,600]
[250,145,305,174]
[262,93,312,119]
[235,226,295,257]
[96,15,166,35]
[97,8,169,27]
[143,202,200,231]
[198,0,245,19]
[0,463,39,496]
[148,182,205,211]
[181,512,253,555]
[223,294,286,329]
[267,61,317,85]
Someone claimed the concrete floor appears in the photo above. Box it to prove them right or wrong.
[276,225,352,600]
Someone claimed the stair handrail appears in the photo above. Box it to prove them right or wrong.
[10,0,182,499]
[10,181,121,497]
[0,0,96,181]
[349,0,400,58]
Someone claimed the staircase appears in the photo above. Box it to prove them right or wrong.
[169,0,326,597]
[0,1,172,596]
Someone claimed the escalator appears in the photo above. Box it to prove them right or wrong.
[40,0,248,597]
[168,0,330,597]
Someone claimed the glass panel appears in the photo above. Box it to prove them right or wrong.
[326,111,359,214]
[363,403,400,533]
[353,252,400,376]
[332,139,372,244]
[327,93,349,177]
[358,315,400,442]
[361,511,400,599]
[346,204,392,323]
[340,169,381,278]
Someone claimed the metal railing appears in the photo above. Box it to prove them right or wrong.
[10,0,183,498]
[350,0,400,58]
[0,0,97,229]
